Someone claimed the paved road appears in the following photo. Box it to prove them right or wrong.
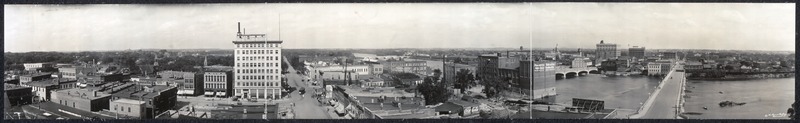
[641,65,685,119]
[281,56,331,119]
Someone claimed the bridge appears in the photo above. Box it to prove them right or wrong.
[554,66,599,79]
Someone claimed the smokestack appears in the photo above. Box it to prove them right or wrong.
[237,22,241,34]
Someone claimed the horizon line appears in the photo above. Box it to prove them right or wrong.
[5,47,795,53]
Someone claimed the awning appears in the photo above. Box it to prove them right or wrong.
[184,90,195,95]
[177,90,186,95]
[204,92,214,96]
[216,92,226,97]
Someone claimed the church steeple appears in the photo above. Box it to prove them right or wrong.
[554,44,559,52]
[153,55,159,66]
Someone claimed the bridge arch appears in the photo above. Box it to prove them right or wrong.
[578,71,589,76]
[555,73,565,79]
[566,72,578,78]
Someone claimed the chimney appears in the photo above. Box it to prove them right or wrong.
[237,22,241,34]
[93,91,98,97]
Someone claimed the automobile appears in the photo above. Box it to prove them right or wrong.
[56,117,65,120]
[42,113,53,117]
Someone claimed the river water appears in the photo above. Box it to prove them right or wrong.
[554,74,662,110]
[682,78,795,119]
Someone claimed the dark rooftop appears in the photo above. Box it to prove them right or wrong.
[362,103,425,111]
[20,72,52,77]
[512,110,602,119]
[111,85,175,100]
[26,78,77,87]
[449,100,480,107]
[390,73,421,80]
[434,102,463,112]
[53,88,112,100]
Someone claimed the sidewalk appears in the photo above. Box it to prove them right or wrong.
[629,66,677,118]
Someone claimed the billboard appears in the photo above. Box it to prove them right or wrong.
[572,98,605,111]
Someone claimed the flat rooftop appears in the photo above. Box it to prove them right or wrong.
[20,72,52,77]
[26,78,77,87]
[512,110,612,119]
[112,98,146,105]
[4,83,30,91]
[112,85,175,99]
[54,88,112,100]
[340,86,416,97]
[354,96,423,104]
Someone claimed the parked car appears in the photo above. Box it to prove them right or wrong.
[42,113,52,117]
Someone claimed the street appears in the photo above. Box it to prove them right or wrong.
[641,64,685,119]
[280,56,332,119]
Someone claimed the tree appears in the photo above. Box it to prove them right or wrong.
[481,77,509,99]
[482,84,498,99]
[453,69,476,94]
[417,76,450,105]
[432,69,442,81]
[453,58,465,64]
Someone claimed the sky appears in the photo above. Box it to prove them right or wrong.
[4,3,795,52]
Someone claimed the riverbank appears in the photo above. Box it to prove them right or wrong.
[686,73,795,81]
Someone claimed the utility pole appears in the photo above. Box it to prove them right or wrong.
[442,55,446,84]
[530,58,534,119]
[343,58,349,86]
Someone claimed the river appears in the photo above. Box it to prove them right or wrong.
[554,74,662,110]
[682,78,795,119]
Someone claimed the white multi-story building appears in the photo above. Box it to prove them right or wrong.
[24,63,54,71]
[232,23,283,99]
[648,60,674,76]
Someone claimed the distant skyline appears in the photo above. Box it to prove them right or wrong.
[4,3,795,52]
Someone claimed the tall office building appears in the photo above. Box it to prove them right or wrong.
[629,46,646,59]
[519,60,557,103]
[232,22,283,99]
[596,40,619,62]
[662,52,678,60]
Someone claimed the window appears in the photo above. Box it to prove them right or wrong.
[128,107,131,112]
[115,105,118,111]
